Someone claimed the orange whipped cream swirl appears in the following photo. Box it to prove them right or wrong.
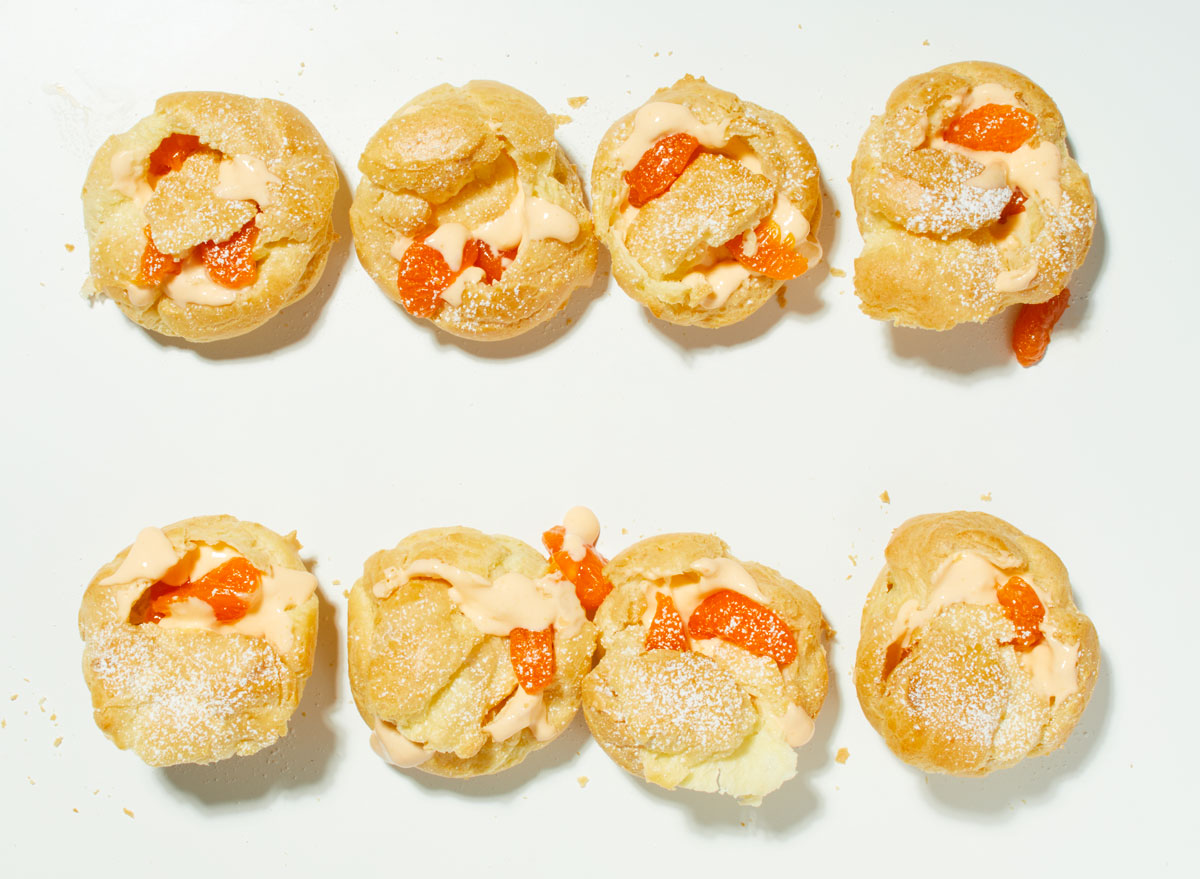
[100,526,317,654]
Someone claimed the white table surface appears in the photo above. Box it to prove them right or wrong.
[3,0,1196,874]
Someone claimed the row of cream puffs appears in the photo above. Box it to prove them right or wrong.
[80,507,1099,803]
[82,62,1095,366]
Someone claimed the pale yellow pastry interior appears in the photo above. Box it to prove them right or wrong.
[854,511,1099,775]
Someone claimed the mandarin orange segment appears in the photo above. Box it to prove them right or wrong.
[943,103,1038,153]
[1012,289,1071,367]
[996,575,1045,649]
[1000,186,1027,222]
[624,132,702,208]
[645,592,689,652]
[727,219,809,280]
[395,237,480,318]
[474,241,517,284]
[197,220,260,289]
[509,626,556,693]
[688,589,798,667]
[136,225,181,286]
[147,557,262,624]
[542,526,613,617]
[147,133,204,183]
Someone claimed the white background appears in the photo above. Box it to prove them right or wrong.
[3,0,1197,874]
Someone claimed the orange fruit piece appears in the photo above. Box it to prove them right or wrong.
[474,241,517,284]
[147,556,262,624]
[645,592,689,652]
[942,103,1038,153]
[136,225,181,286]
[147,133,204,183]
[543,526,613,617]
[688,590,798,667]
[996,575,1045,649]
[1012,289,1070,367]
[509,626,556,693]
[197,220,260,289]
[727,219,809,280]
[395,237,480,318]
[624,132,701,208]
[1000,186,1027,222]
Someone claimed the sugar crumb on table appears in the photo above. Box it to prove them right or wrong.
[836,747,850,764]
[577,775,589,788]
[124,808,135,818]
[880,490,890,503]
[829,267,846,278]
[981,492,992,502]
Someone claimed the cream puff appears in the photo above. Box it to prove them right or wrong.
[349,81,598,340]
[850,62,1095,351]
[79,516,320,766]
[592,75,822,328]
[582,533,828,804]
[854,511,1100,776]
[82,92,339,342]
[348,515,602,777]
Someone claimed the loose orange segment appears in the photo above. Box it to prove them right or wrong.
[1000,186,1027,222]
[197,221,260,289]
[543,526,613,617]
[624,132,701,208]
[474,241,517,285]
[146,557,263,624]
[688,590,798,667]
[726,219,809,280]
[996,575,1045,650]
[147,133,204,183]
[1012,289,1071,367]
[942,103,1038,153]
[136,225,181,286]
[395,237,481,318]
[509,626,556,693]
[645,592,689,652]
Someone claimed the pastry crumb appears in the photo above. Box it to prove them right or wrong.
[73,808,79,813]
[567,96,588,109]
[836,747,850,764]
[552,113,572,127]
[342,590,350,599]
[53,737,62,748]
[65,243,75,252]
[10,694,17,701]
[621,527,628,535]
[922,39,930,46]
[834,209,841,218]
[654,51,659,57]
[845,574,852,580]
[879,490,890,503]
[124,808,135,818]
[829,267,846,278]
[776,289,788,308]
[981,492,992,502]
[848,554,857,567]
[577,775,589,788]
[28,777,35,785]
[332,579,341,586]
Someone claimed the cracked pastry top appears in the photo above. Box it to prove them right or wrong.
[854,511,1100,776]
[592,75,823,328]
[348,515,602,777]
[581,533,828,804]
[79,516,320,766]
[81,92,339,342]
[349,81,599,341]
[850,61,1095,330]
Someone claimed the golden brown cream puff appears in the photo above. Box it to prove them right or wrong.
[850,62,1095,351]
[582,533,828,804]
[82,92,339,342]
[592,75,823,328]
[349,81,598,340]
[348,511,605,777]
[854,511,1099,776]
[79,516,320,766]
